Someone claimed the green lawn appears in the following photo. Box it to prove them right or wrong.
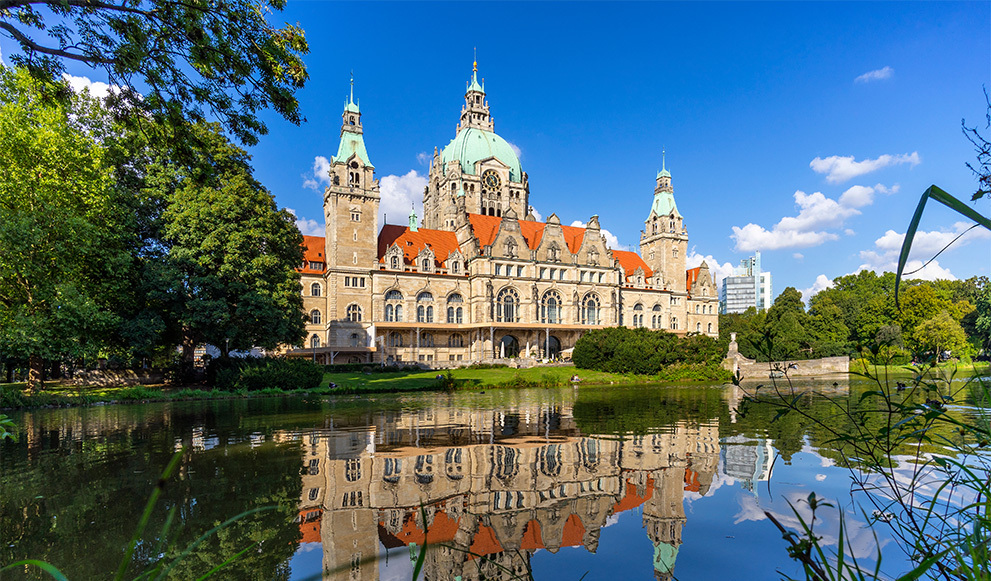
[320,365,717,394]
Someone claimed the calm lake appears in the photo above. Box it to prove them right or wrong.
[1,378,982,580]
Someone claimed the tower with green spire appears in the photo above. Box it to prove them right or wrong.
[640,151,688,293]
[323,75,380,335]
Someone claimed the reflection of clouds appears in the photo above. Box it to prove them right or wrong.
[378,546,415,581]
[734,493,768,525]
[761,491,883,561]
[816,474,827,482]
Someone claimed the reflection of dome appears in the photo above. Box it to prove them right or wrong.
[441,127,522,182]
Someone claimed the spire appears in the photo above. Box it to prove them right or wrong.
[657,148,671,179]
[345,71,359,113]
[408,203,418,231]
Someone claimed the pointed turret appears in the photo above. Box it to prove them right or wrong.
[333,74,373,168]
[650,150,679,218]
[458,59,494,132]
[408,204,418,232]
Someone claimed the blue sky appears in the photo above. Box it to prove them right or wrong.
[5,1,989,301]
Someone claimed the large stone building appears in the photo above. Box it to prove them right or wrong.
[295,64,719,365]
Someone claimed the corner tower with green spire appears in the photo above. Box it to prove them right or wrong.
[640,151,688,292]
[323,75,380,337]
[422,60,530,230]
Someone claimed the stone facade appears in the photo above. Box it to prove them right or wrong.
[290,65,719,365]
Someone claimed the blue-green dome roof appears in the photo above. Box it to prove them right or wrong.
[441,127,522,182]
[656,168,671,179]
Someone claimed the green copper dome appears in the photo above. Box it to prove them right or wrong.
[650,190,680,218]
[441,127,522,182]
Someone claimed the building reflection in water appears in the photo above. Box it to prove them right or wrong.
[295,403,720,580]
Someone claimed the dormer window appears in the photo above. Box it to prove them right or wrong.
[390,255,400,270]
[421,258,432,272]
[451,261,461,274]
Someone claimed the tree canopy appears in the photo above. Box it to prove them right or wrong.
[0,66,133,388]
[0,0,308,145]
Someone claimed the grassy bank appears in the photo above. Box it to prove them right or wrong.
[0,364,731,409]
[322,364,731,395]
[851,360,989,377]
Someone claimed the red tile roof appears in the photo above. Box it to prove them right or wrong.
[300,236,326,274]
[612,476,655,514]
[467,213,586,254]
[613,250,653,280]
[377,225,461,269]
[686,266,701,290]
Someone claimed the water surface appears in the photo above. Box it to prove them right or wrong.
[1,379,980,579]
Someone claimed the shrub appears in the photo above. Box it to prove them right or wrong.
[574,327,721,375]
[206,357,323,391]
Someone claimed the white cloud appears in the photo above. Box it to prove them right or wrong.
[416,151,431,166]
[810,153,919,184]
[302,156,332,191]
[61,73,118,100]
[570,220,627,250]
[286,208,325,237]
[801,274,834,303]
[686,250,735,288]
[379,170,428,227]
[507,141,522,159]
[732,190,859,251]
[793,253,804,260]
[856,222,991,281]
[855,66,893,83]
[528,206,543,221]
[838,183,898,208]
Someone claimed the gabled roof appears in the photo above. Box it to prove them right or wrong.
[467,213,586,254]
[300,236,326,274]
[686,266,702,290]
[613,250,653,280]
[378,224,461,268]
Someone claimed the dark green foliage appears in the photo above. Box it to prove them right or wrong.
[573,326,724,376]
[0,0,309,147]
[208,357,322,391]
[322,362,413,374]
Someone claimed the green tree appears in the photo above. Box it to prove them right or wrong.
[0,0,308,146]
[805,296,850,357]
[161,129,305,364]
[0,66,133,390]
[971,284,991,353]
[912,310,968,359]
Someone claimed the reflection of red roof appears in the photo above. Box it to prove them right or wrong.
[613,250,654,281]
[300,236,326,274]
[612,476,655,513]
[560,514,586,548]
[377,225,461,269]
[467,214,586,254]
[468,524,503,559]
[684,467,701,492]
[387,508,460,546]
[520,519,543,551]
[298,509,322,543]
[686,266,701,291]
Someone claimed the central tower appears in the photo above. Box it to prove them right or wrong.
[422,61,530,229]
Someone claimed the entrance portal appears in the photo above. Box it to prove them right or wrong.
[499,335,519,358]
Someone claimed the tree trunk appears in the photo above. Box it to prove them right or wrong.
[27,354,43,393]
[181,333,197,385]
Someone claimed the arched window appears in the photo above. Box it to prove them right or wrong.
[707,323,713,333]
[449,333,464,347]
[416,292,434,323]
[497,288,519,323]
[310,282,321,296]
[451,260,461,274]
[421,257,431,272]
[695,304,700,314]
[421,333,434,347]
[385,290,403,322]
[633,304,644,328]
[541,290,561,324]
[447,294,464,324]
[581,294,600,326]
[310,309,322,325]
[390,255,401,270]
[388,332,403,347]
[697,322,702,333]
[347,304,362,322]
[350,333,361,347]
[310,335,321,348]
[332,175,340,186]
[652,305,662,329]
[709,305,714,314]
